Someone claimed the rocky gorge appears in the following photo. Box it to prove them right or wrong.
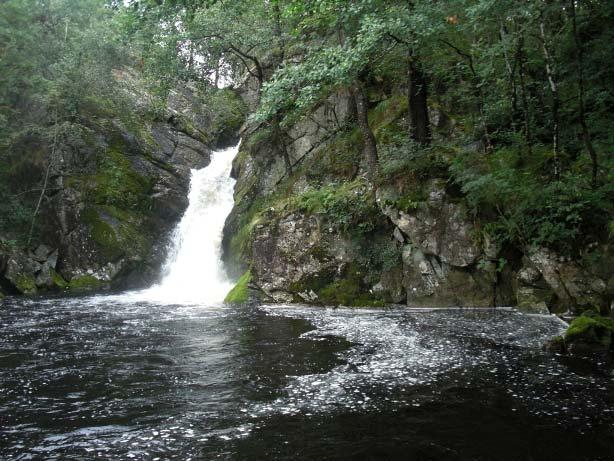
[0,70,245,296]
[2,69,613,354]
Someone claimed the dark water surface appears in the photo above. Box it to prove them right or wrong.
[1,295,613,460]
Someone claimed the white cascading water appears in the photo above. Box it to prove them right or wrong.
[138,143,238,304]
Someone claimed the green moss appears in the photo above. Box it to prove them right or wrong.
[288,269,336,296]
[81,208,122,260]
[318,278,360,305]
[103,205,150,256]
[224,270,252,304]
[69,275,104,291]
[312,264,386,307]
[50,269,68,290]
[16,275,37,295]
[89,148,153,211]
[317,278,386,307]
[565,315,613,349]
[242,127,273,153]
[80,205,150,262]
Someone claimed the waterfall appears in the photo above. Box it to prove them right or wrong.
[140,143,238,304]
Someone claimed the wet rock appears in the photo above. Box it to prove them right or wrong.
[173,133,210,169]
[544,335,566,353]
[377,270,406,304]
[4,251,41,295]
[527,247,608,313]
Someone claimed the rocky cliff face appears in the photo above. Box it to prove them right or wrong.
[0,71,245,296]
[223,88,613,316]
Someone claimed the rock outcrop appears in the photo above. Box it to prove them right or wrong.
[222,87,613,316]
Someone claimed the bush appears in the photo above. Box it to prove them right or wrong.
[378,139,450,182]
[450,146,613,254]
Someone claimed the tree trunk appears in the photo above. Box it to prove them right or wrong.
[272,1,285,65]
[570,0,598,187]
[28,112,60,247]
[539,18,560,179]
[408,54,431,145]
[499,23,518,131]
[440,39,492,152]
[515,31,532,157]
[351,80,378,180]
[273,116,292,176]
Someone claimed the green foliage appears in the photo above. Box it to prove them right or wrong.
[224,270,252,304]
[378,141,450,183]
[368,93,408,144]
[207,88,247,144]
[450,147,613,253]
[294,179,378,234]
[0,0,135,243]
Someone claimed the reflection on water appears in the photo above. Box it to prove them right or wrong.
[0,296,613,460]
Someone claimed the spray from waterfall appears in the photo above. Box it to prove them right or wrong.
[137,143,238,304]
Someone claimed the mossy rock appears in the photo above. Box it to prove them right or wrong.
[209,88,247,147]
[16,275,37,295]
[224,270,252,304]
[82,208,123,261]
[291,263,387,307]
[69,275,104,292]
[317,277,386,307]
[81,206,151,263]
[50,269,69,290]
[88,148,154,211]
[563,314,614,354]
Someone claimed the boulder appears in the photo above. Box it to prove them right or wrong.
[527,247,608,312]
[31,244,52,263]
[381,180,480,268]
[513,258,554,314]
[251,212,346,301]
[401,245,493,307]
[4,251,40,295]
[563,315,613,355]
